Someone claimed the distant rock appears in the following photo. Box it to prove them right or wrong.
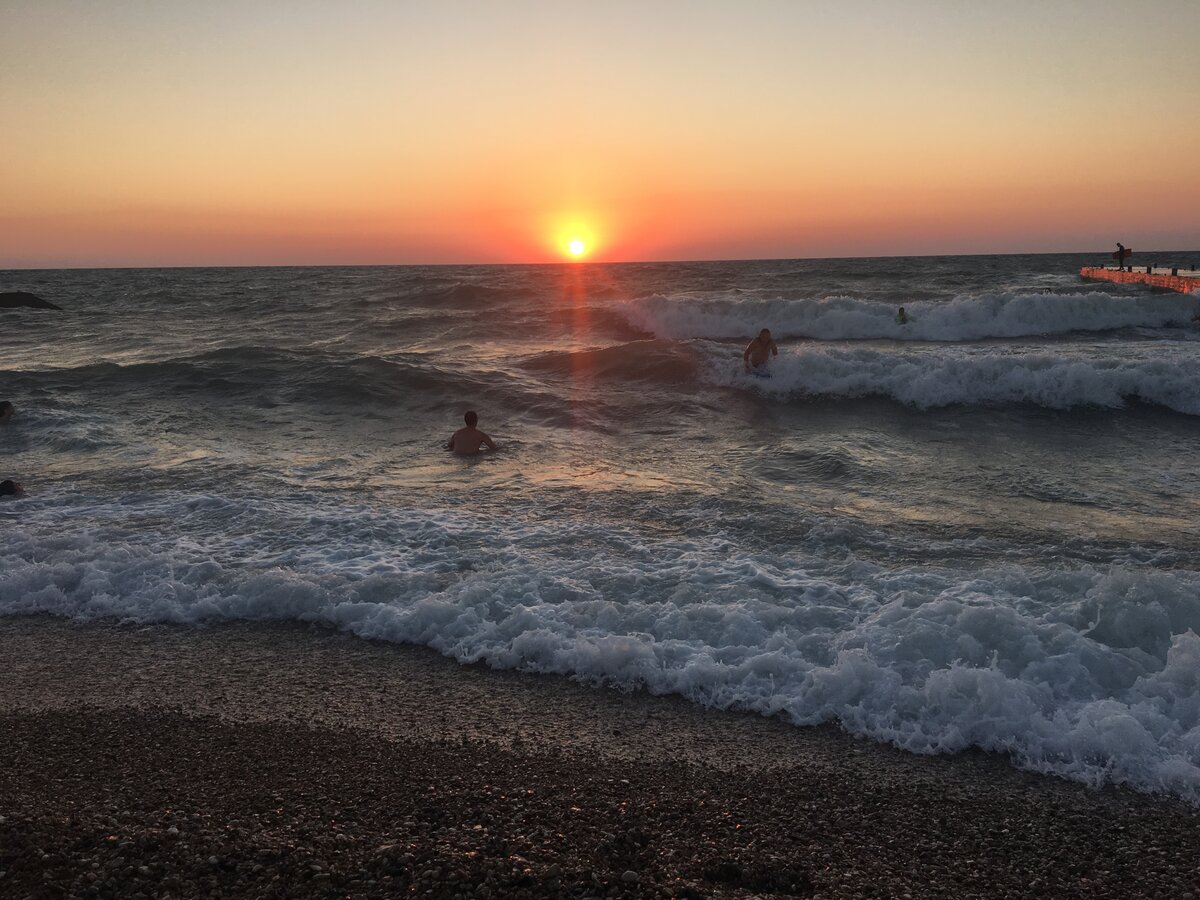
[0,291,62,310]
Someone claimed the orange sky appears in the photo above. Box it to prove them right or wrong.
[1,0,1198,267]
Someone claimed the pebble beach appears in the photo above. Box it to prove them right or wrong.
[2,617,1199,899]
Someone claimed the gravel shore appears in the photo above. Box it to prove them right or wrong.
[1,617,1199,899]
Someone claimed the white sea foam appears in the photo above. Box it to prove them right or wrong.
[620,290,1195,341]
[707,345,1200,413]
[4,494,1200,803]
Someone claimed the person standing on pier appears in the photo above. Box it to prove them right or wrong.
[1116,242,1128,272]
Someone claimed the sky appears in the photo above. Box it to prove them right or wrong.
[1,0,1198,267]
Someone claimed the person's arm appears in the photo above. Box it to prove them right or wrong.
[743,343,753,369]
[771,340,779,357]
[482,432,497,451]
[445,435,455,451]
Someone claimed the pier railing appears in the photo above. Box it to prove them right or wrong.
[1080,266,1200,294]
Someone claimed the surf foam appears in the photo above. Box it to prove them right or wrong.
[4,493,1200,803]
[620,290,1194,342]
[708,345,1200,414]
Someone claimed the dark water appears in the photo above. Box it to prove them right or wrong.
[4,253,1200,801]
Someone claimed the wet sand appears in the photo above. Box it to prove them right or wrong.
[1,616,1198,899]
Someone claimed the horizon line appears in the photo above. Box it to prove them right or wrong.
[5,246,1200,273]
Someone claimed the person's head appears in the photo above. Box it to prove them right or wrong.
[898,307,905,314]
[0,479,23,497]
[759,328,771,340]
[464,410,478,427]
[0,401,13,422]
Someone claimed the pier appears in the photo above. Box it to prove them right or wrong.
[1080,266,1200,294]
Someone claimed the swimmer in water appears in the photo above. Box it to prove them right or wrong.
[896,307,909,325]
[743,328,778,372]
[446,410,497,456]
[0,401,13,424]
[0,479,25,498]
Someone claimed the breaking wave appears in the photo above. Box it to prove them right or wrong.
[4,494,1200,803]
[710,345,1200,414]
[621,290,1195,342]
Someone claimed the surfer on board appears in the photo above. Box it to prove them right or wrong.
[743,328,778,373]
[446,410,497,456]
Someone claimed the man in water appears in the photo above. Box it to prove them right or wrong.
[743,328,778,373]
[896,307,909,325]
[0,401,13,424]
[0,479,25,498]
[446,410,497,456]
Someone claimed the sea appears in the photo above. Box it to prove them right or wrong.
[4,253,1200,802]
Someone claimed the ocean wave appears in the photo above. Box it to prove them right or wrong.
[541,305,652,340]
[1,347,632,436]
[405,281,529,308]
[4,494,1200,802]
[1,346,550,409]
[0,407,123,454]
[710,346,1200,414]
[399,278,623,311]
[620,290,1195,341]
[520,340,699,384]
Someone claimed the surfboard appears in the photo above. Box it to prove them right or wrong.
[1112,248,1133,260]
[751,370,772,379]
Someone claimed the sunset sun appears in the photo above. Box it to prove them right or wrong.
[548,213,599,262]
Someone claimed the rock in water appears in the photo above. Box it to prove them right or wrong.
[0,291,62,310]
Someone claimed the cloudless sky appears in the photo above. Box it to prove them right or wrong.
[1,0,1197,266]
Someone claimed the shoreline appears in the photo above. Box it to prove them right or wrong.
[2,616,1199,898]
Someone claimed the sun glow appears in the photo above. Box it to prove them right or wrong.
[547,213,601,262]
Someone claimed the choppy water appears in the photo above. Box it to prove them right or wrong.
[4,253,1200,801]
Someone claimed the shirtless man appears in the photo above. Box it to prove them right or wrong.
[446,410,497,456]
[743,328,779,372]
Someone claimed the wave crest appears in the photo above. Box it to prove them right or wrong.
[520,340,699,384]
[710,346,1200,414]
[621,290,1194,341]
[4,497,1200,802]
[2,347,568,420]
